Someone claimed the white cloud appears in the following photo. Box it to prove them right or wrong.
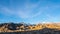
[17,11,30,18]
[0,1,60,20]
[1,7,14,14]
[0,5,15,16]
[45,14,60,22]
[17,11,42,19]
[0,0,45,19]
[15,1,42,19]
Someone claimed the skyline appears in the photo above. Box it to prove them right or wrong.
[0,0,60,24]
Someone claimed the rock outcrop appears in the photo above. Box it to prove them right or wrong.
[0,22,60,33]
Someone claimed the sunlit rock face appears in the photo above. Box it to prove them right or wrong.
[0,22,60,32]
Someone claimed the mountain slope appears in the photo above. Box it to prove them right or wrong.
[0,22,60,32]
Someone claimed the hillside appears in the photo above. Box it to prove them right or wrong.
[0,22,60,34]
[0,22,60,32]
[0,28,60,34]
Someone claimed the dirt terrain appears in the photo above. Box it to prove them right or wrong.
[0,22,60,34]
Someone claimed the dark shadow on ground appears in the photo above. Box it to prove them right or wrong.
[0,28,60,34]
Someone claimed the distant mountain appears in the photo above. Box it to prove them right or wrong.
[0,22,60,32]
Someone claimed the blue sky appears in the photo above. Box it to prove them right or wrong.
[0,0,60,24]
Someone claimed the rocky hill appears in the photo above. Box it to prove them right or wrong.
[0,22,60,34]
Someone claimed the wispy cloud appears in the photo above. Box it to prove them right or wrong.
[44,13,60,23]
[16,1,42,19]
[0,0,60,23]
[0,6,14,16]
